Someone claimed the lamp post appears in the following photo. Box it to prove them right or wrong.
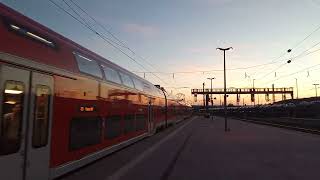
[217,47,233,132]
[313,83,319,97]
[207,77,216,106]
[295,78,298,99]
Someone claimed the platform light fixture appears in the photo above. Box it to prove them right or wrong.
[5,101,16,104]
[5,89,23,94]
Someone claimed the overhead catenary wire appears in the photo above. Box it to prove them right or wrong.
[255,62,288,81]
[289,23,320,52]
[69,0,129,49]
[262,48,320,84]
[48,0,169,86]
[62,0,165,78]
[290,41,320,62]
[192,43,320,89]
[247,45,320,87]
[133,41,299,75]
[64,0,177,89]
[264,63,320,85]
[68,0,165,75]
[134,24,320,77]
[133,43,294,75]
[133,60,286,74]
[87,0,317,73]
[249,40,320,83]
[49,0,127,53]
[48,0,320,94]
[252,21,320,80]
[61,0,129,50]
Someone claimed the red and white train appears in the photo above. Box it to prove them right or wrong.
[0,3,191,180]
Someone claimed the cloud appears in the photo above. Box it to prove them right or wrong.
[123,23,159,38]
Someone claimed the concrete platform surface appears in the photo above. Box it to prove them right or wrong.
[59,116,320,180]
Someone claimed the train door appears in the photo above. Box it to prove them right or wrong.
[0,65,30,180]
[25,72,53,180]
[0,65,53,180]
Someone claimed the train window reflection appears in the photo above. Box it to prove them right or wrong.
[143,83,153,95]
[119,72,135,88]
[0,81,24,155]
[102,66,122,84]
[32,85,51,148]
[132,78,144,92]
[74,53,103,78]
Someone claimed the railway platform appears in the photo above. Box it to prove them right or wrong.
[58,116,320,180]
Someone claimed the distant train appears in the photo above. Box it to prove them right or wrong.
[0,3,191,180]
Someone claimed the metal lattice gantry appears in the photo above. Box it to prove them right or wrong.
[192,87,293,95]
[191,87,294,103]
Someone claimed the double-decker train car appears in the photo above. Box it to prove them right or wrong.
[0,3,191,180]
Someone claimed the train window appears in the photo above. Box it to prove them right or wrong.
[102,66,122,84]
[153,88,158,96]
[132,78,144,92]
[8,23,55,48]
[32,85,51,148]
[0,81,24,155]
[143,83,152,94]
[124,115,135,134]
[105,115,122,139]
[74,53,103,78]
[151,86,159,97]
[135,114,146,131]
[157,89,163,96]
[119,72,135,88]
[69,117,102,150]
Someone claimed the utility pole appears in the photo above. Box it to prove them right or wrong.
[295,78,298,99]
[203,82,205,108]
[217,47,233,132]
[207,77,215,106]
[313,83,319,97]
[272,84,275,103]
[253,79,256,106]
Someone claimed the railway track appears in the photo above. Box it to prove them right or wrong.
[235,118,320,135]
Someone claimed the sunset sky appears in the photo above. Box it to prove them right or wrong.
[3,0,320,105]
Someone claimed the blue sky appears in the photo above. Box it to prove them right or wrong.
[2,0,320,104]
